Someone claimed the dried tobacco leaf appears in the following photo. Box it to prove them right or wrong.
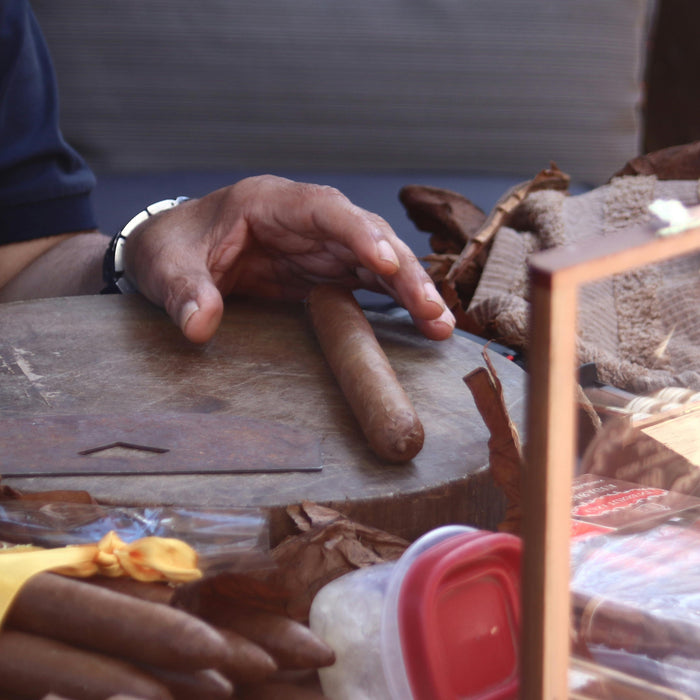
[0,485,96,505]
[284,502,409,563]
[436,279,475,333]
[611,140,700,180]
[285,502,341,532]
[399,184,487,253]
[421,253,457,284]
[180,570,291,618]
[188,502,409,624]
[268,504,408,621]
[463,350,524,534]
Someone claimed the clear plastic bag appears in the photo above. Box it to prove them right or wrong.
[571,476,700,696]
[0,501,270,574]
[569,657,693,699]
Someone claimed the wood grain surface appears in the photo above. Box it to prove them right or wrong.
[0,295,526,543]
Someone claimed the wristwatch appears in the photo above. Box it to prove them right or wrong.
[101,196,190,294]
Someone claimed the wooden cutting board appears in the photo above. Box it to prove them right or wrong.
[0,294,526,543]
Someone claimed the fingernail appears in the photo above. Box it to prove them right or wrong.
[440,306,456,328]
[377,240,399,269]
[424,282,446,310]
[180,300,200,332]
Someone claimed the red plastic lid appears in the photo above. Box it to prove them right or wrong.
[398,531,521,700]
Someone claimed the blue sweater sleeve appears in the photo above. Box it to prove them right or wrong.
[0,0,97,244]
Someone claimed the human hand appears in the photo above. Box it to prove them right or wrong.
[124,175,456,343]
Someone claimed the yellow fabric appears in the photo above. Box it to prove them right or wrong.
[0,530,202,626]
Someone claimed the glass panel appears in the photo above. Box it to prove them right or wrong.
[569,241,700,699]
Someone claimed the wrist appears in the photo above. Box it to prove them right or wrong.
[101,197,189,294]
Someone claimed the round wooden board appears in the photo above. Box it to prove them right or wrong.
[0,295,526,542]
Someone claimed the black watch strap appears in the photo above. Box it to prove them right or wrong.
[101,196,190,294]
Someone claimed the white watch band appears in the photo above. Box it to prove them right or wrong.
[102,196,190,294]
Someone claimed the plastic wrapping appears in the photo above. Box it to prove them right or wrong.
[570,475,700,697]
[0,501,269,574]
[569,657,693,700]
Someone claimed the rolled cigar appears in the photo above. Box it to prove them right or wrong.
[215,627,278,683]
[0,630,173,700]
[6,573,229,672]
[198,602,335,671]
[139,667,233,700]
[306,284,424,463]
[236,681,330,700]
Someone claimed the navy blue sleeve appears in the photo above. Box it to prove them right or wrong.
[0,0,97,244]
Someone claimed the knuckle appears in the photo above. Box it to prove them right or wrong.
[300,182,346,203]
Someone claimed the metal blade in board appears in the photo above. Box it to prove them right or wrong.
[0,413,322,476]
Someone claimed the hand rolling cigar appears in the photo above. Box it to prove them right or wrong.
[306,284,424,463]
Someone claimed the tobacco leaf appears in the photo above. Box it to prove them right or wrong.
[611,140,700,181]
[421,253,457,284]
[437,279,476,333]
[279,504,408,568]
[285,501,341,531]
[463,349,524,534]
[399,184,487,253]
[176,569,291,619]
[0,485,97,505]
[576,384,603,459]
[582,406,700,496]
[270,503,409,621]
[188,502,409,624]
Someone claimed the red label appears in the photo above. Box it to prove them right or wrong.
[572,487,666,518]
[570,520,613,541]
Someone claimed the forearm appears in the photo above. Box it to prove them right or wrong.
[0,232,108,302]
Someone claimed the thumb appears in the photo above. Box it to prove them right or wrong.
[166,276,225,344]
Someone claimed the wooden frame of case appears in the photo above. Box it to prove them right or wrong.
[520,217,700,699]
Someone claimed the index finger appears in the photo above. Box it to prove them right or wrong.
[356,237,456,338]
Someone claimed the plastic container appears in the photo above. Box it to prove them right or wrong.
[310,525,521,700]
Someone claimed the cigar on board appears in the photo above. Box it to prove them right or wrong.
[306,284,424,463]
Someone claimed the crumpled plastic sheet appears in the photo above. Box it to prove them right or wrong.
[0,501,270,575]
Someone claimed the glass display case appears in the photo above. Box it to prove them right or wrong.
[522,203,700,698]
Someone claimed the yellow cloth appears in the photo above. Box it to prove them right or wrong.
[0,530,202,626]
